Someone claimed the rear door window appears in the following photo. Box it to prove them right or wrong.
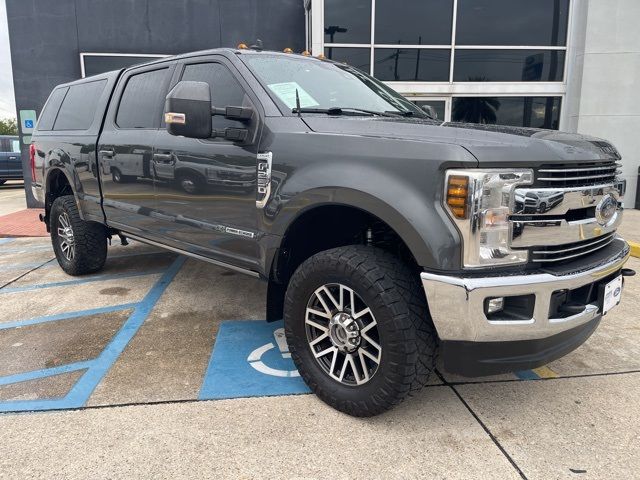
[53,79,107,131]
[36,87,68,131]
[116,68,169,129]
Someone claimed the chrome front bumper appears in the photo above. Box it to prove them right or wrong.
[421,238,630,343]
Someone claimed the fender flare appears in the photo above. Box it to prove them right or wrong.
[266,186,459,271]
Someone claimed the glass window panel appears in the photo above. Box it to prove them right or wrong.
[411,100,446,121]
[54,80,107,131]
[325,47,371,73]
[181,62,250,130]
[116,68,169,129]
[452,96,562,130]
[36,87,68,131]
[374,49,450,81]
[375,0,453,45]
[454,50,565,82]
[324,0,371,44]
[456,0,569,46]
[11,139,21,153]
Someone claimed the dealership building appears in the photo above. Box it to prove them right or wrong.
[6,0,639,207]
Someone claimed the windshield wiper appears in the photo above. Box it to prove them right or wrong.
[291,107,395,117]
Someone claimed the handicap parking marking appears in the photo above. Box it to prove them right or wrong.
[0,256,186,413]
[199,320,311,401]
[0,268,166,294]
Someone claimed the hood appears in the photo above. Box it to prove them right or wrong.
[302,116,621,167]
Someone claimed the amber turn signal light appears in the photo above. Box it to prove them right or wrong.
[237,43,248,49]
[447,175,469,219]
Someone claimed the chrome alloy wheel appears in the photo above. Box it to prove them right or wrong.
[305,283,381,386]
[57,212,75,261]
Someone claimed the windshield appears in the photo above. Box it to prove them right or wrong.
[240,54,426,117]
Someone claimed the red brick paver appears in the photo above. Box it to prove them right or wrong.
[0,208,48,237]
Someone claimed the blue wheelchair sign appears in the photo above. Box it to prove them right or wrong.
[24,120,34,129]
[199,320,310,400]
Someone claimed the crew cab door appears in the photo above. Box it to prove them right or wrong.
[152,56,262,271]
[97,62,175,233]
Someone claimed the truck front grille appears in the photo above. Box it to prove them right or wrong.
[529,233,616,263]
[535,161,621,188]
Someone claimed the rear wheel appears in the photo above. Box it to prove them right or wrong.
[50,195,107,275]
[176,171,205,194]
[284,245,437,417]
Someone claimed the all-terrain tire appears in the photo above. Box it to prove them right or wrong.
[284,245,438,417]
[50,195,107,275]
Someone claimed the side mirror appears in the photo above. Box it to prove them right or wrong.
[165,81,212,139]
[420,105,438,119]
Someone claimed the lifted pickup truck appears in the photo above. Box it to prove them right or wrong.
[31,47,633,416]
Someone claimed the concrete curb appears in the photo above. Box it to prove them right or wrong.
[630,241,640,259]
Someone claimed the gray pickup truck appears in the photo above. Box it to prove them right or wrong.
[30,47,633,416]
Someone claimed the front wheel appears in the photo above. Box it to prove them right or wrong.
[284,246,437,417]
[50,195,108,275]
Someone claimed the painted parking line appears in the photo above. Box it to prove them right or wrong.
[0,238,15,246]
[0,256,185,413]
[0,250,171,272]
[199,320,310,400]
[0,268,166,294]
[0,303,138,330]
[0,361,94,387]
[515,366,559,380]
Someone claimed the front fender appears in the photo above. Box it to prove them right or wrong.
[262,154,468,271]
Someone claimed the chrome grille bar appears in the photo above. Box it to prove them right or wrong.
[534,161,621,188]
[531,233,614,255]
[530,235,616,263]
[538,163,621,173]
[538,172,622,182]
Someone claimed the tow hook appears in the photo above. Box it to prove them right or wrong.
[621,268,636,277]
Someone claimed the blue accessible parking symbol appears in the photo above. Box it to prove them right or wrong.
[24,119,34,129]
[199,320,311,400]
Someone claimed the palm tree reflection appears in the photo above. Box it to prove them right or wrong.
[453,97,501,124]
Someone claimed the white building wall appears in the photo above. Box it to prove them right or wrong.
[576,0,640,207]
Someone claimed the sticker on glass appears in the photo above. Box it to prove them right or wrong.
[267,82,319,109]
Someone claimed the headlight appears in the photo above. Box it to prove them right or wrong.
[444,169,533,268]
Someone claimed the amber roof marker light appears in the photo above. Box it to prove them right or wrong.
[237,43,248,49]
[446,175,470,219]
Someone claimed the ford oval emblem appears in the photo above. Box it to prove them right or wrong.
[595,194,618,227]
[614,286,621,297]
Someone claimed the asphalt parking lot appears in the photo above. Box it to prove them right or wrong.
[0,188,639,478]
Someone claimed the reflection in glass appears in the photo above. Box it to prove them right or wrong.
[452,96,562,130]
[374,49,450,81]
[456,0,569,46]
[411,100,446,120]
[324,48,371,73]
[454,50,565,82]
[324,0,371,44]
[375,0,453,45]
